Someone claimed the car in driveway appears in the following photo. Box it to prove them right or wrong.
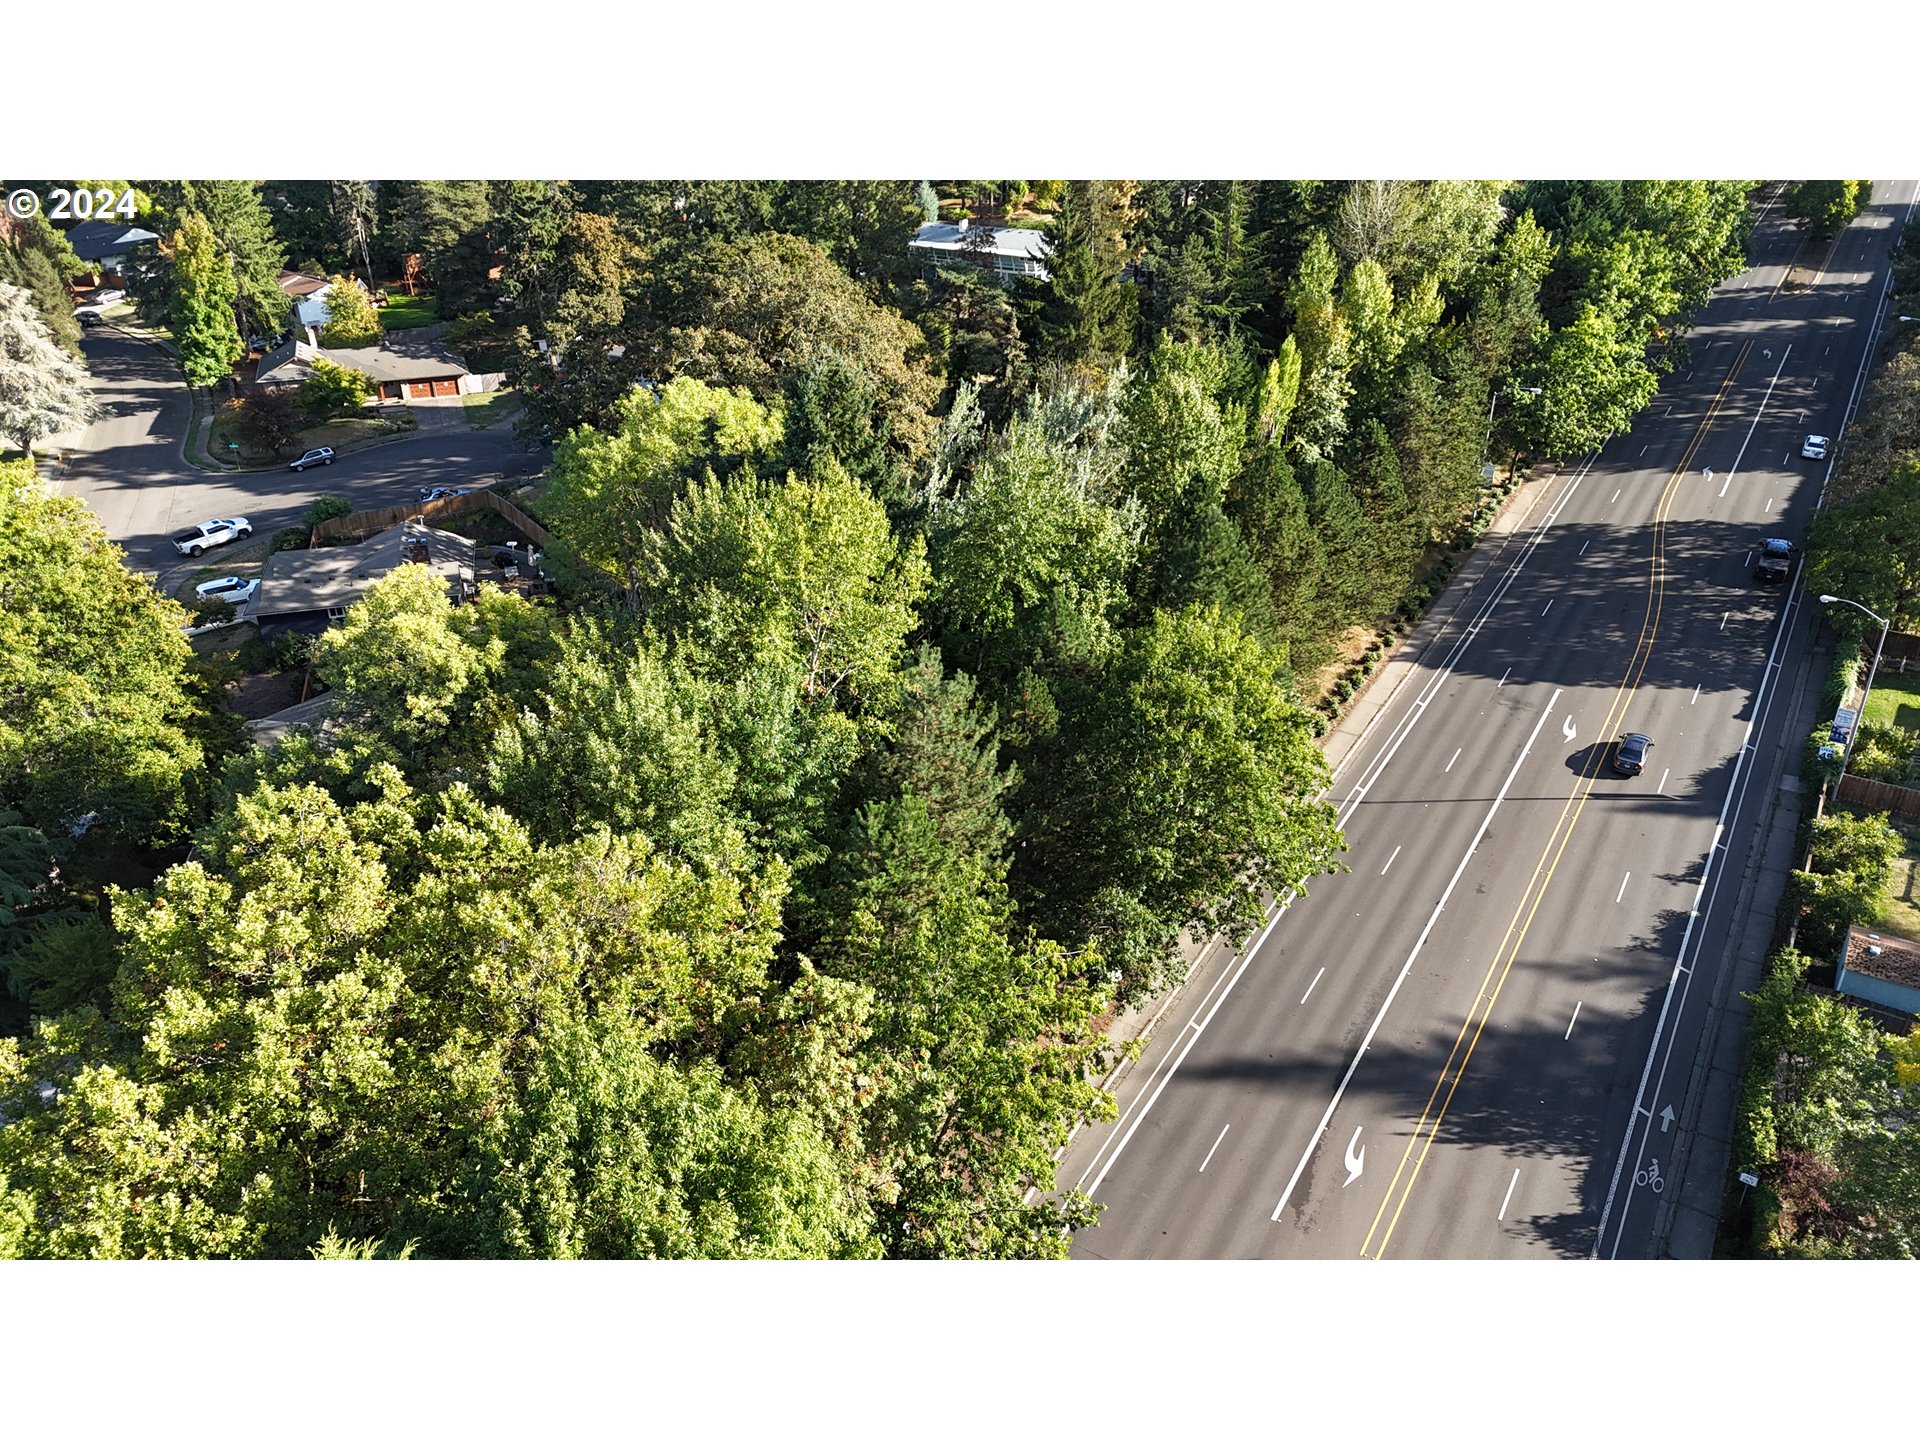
[1801,434,1830,460]
[289,446,335,471]
[1613,732,1654,776]
[194,575,259,606]
[419,486,472,502]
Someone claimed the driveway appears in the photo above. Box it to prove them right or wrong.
[55,328,546,579]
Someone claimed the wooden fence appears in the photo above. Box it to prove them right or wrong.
[1836,773,1920,820]
[311,487,550,548]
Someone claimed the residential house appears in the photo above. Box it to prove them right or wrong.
[249,521,478,641]
[254,333,502,401]
[62,219,161,285]
[908,219,1050,283]
[1836,925,1920,1017]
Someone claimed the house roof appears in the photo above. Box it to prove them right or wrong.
[253,521,478,618]
[64,220,160,263]
[909,221,1052,263]
[294,296,332,328]
[256,334,469,388]
[277,270,332,298]
[1841,926,1920,994]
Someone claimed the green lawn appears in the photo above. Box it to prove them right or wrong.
[378,294,439,330]
[1861,665,1920,733]
[209,407,415,466]
[462,389,521,429]
[1880,820,1920,943]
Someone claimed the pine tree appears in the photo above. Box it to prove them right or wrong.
[1039,180,1137,374]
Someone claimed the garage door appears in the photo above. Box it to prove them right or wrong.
[432,378,459,397]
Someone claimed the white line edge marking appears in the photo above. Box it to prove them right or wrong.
[1199,1124,1230,1173]
[1616,872,1631,904]
[1381,846,1402,875]
[1596,179,1920,1260]
[1300,967,1325,1005]
[1270,689,1563,1223]
[1565,1001,1582,1040]
[1498,1168,1520,1221]
[1075,456,1599,1206]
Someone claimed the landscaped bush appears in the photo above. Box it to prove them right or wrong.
[269,525,309,553]
[1849,722,1920,785]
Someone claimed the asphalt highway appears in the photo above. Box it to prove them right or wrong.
[49,328,543,581]
[1063,179,1920,1260]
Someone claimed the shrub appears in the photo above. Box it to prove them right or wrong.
[269,525,309,553]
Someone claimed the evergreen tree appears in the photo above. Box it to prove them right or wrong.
[166,213,242,388]
[1039,180,1137,374]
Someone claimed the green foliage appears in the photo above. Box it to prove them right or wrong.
[235,388,300,455]
[536,376,783,602]
[166,212,243,388]
[297,356,376,420]
[0,216,86,355]
[1806,470,1920,633]
[317,277,382,348]
[1039,180,1138,376]
[1786,181,1869,242]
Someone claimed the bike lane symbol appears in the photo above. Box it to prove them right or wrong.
[1635,1157,1665,1194]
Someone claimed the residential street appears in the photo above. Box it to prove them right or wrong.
[49,327,544,582]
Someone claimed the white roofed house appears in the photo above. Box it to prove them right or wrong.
[909,218,1050,284]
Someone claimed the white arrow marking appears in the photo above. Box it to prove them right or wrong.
[1343,1127,1365,1187]
[1660,1105,1675,1133]
[1562,715,1577,743]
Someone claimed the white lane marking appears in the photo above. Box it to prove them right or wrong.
[1616,872,1631,904]
[1381,846,1402,875]
[1691,685,1700,705]
[1541,599,1553,616]
[1765,496,1772,510]
[1783,452,1791,467]
[1657,767,1669,795]
[1721,611,1730,631]
[1598,179,1920,1260]
[1445,747,1461,772]
[1199,1124,1230,1173]
[1300,967,1325,1004]
[1498,667,1510,687]
[1077,456,1604,1206]
[1611,488,1622,503]
[1271,690,1564,1223]
[1744,550,1752,566]
[1718,470,1731,498]
[1499,1168,1521,1221]
[1579,540,1589,555]
[1565,1002,1583,1040]
[1639,444,1648,456]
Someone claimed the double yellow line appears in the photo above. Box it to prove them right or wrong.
[1357,339,1755,1258]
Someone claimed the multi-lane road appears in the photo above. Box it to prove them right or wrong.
[1061,179,1919,1260]
[50,328,544,579]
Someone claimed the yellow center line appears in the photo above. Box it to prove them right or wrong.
[1357,339,1754,1258]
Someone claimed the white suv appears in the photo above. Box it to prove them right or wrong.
[1801,434,1829,460]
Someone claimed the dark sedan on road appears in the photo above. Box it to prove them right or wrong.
[1612,732,1654,776]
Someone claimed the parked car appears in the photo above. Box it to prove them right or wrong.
[1801,434,1829,460]
[171,518,253,557]
[76,310,105,327]
[1754,537,1796,585]
[194,575,259,606]
[92,288,125,304]
[419,486,473,502]
[1612,732,1654,776]
[289,447,335,471]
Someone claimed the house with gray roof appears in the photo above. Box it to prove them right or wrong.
[255,333,499,401]
[62,219,161,283]
[249,521,478,641]
[909,219,1051,283]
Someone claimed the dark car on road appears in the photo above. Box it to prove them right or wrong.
[419,486,473,502]
[289,447,335,471]
[1754,537,1795,585]
[1613,732,1654,776]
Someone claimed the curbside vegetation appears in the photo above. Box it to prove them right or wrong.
[1312,464,1527,732]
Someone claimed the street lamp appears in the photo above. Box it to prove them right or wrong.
[1818,593,1892,781]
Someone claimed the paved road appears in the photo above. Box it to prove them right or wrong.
[1061,180,1920,1260]
[52,328,544,580]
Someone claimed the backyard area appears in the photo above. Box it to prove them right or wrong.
[1862,663,1920,733]
[377,293,438,330]
[1882,819,1920,942]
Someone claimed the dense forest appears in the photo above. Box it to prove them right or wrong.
[0,180,1756,1257]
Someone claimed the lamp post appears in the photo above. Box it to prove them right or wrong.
[1818,593,1891,782]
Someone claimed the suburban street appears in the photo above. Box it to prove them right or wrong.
[1060,179,1920,1260]
[49,327,544,580]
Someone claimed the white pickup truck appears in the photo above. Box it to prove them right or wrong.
[172,517,253,557]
